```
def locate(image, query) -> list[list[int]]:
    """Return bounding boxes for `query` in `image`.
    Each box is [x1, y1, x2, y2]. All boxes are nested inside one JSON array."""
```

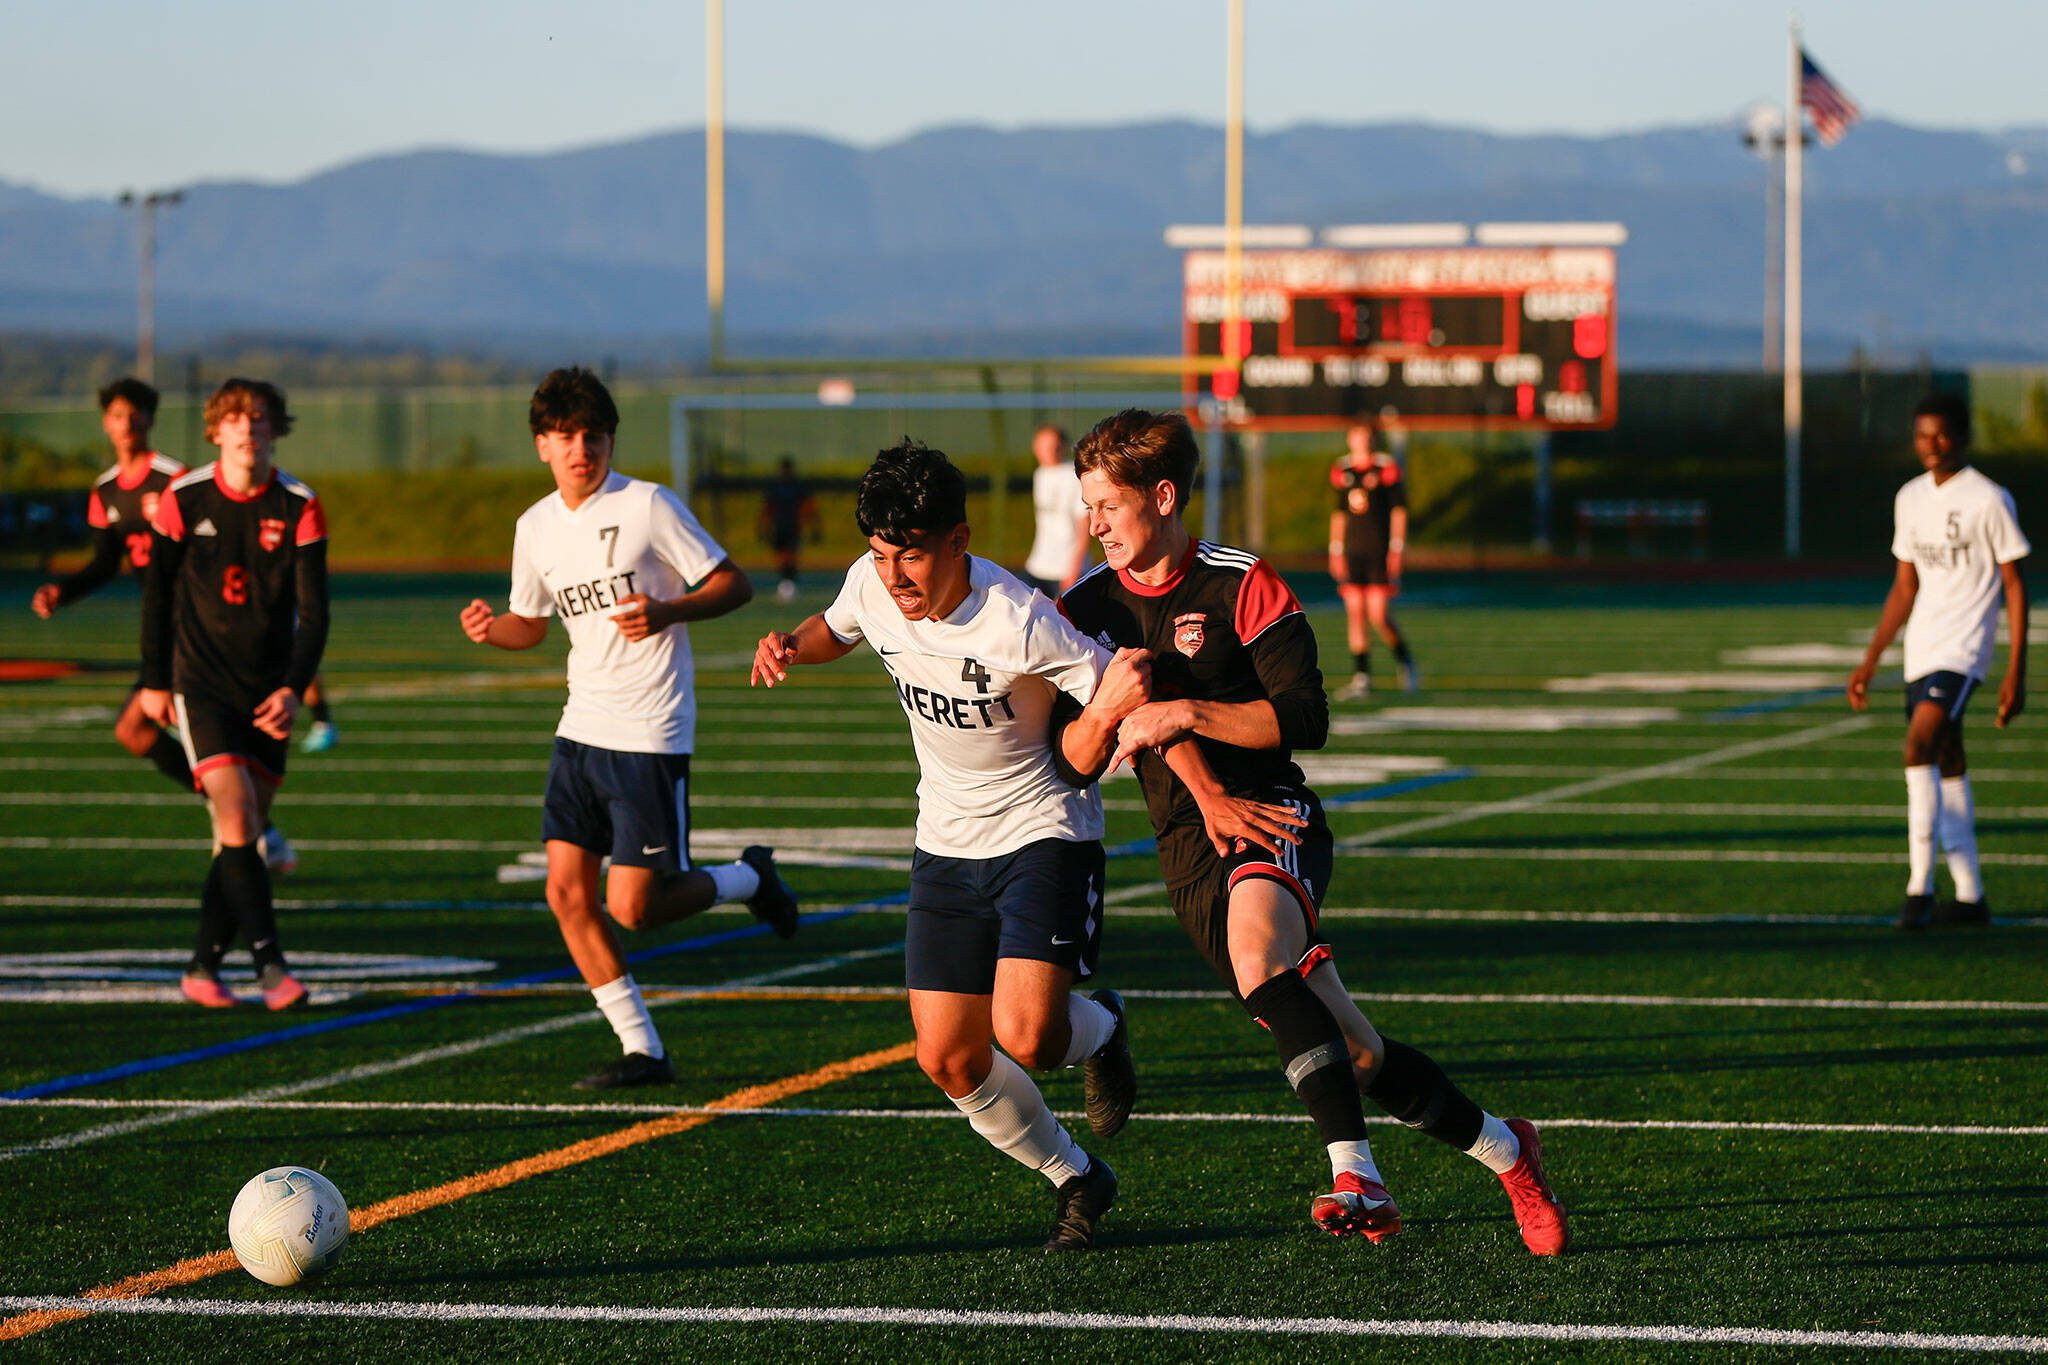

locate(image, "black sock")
[[1392, 640, 1413, 666], [1363, 1036, 1484, 1150], [145, 733, 193, 791], [308, 695, 332, 724], [1244, 971, 1365, 1144], [215, 843, 286, 973], [1352, 652, 1369, 676], [188, 861, 237, 974]]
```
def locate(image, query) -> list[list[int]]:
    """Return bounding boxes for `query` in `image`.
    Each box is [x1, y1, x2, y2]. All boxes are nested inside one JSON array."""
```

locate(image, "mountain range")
[[3, 118, 2045, 367]]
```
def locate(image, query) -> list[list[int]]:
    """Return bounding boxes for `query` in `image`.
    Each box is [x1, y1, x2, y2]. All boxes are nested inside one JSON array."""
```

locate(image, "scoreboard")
[[1182, 247, 1617, 431]]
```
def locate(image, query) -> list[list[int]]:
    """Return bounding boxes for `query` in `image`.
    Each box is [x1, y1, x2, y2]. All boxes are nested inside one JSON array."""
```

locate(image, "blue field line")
[[1, 902, 888, 1101], [1710, 687, 1843, 720], [1323, 767, 1474, 809]]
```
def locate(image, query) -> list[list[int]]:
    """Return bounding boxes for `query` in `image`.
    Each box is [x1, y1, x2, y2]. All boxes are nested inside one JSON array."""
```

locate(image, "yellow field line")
[[0, 1040, 917, 1342]]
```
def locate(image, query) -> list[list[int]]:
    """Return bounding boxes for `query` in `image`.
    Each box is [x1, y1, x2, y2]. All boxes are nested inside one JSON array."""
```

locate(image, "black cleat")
[[1082, 988, 1135, 1140], [574, 1051, 674, 1091], [740, 845, 800, 939], [1043, 1156, 1117, 1253], [1896, 894, 1934, 932], [1933, 898, 1991, 928]]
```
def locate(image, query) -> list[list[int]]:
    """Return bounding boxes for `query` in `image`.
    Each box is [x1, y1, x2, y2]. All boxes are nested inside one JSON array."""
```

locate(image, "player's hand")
[[752, 631, 799, 687], [608, 593, 670, 642], [1846, 664, 1874, 712], [1106, 700, 1191, 773], [460, 598, 496, 644], [30, 584, 59, 619], [1386, 551, 1403, 587], [1328, 554, 1348, 585], [137, 687, 175, 728], [1997, 675, 2026, 728], [252, 688, 300, 740], [1195, 792, 1309, 858], [1092, 647, 1152, 720]]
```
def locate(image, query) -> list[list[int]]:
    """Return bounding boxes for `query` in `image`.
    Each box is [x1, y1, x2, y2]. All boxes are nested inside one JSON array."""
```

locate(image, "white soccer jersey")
[[509, 471, 728, 754], [824, 553, 1109, 858], [1891, 466, 2030, 682], [1024, 462, 1087, 583]]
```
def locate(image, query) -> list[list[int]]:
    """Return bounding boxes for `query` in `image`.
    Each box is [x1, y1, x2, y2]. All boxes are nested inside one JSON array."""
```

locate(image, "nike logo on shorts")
[[642, 845, 667, 856], [1050, 935, 1076, 946]]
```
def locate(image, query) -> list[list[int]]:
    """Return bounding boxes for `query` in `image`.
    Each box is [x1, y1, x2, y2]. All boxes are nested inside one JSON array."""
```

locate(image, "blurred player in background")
[[1328, 422, 1418, 700], [758, 456, 818, 603], [139, 379, 327, 1010], [1063, 408, 1567, 1255], [1849, 393, 2029, 930], [34, 377, 300, 875], [751, 439, 1141, 1251], [1022, 423, 1088, 599], [462, 366, 798, 1090], [299, 676, 339, 751]]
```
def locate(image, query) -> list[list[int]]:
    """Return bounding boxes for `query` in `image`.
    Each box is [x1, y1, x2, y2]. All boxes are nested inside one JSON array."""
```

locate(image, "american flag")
[[1800, 50, 1861, 147]]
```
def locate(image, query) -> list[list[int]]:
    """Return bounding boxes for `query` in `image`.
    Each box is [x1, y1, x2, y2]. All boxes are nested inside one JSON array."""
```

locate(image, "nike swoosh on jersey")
[[878, 646, 902, 655]]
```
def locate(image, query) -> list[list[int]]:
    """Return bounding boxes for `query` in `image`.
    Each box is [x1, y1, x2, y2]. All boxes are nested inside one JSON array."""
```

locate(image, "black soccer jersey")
[[49, 453, 185, 606], [1331, 454, 1404, 558], [1060, 540, 1329, 888], [140, 463, 330, 707]]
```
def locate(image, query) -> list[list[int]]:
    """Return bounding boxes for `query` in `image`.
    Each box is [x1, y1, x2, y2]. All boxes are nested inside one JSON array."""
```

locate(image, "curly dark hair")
[[854, 439, 968, 545], [97, 376, 159, 418], [529, 366, 620, 437]]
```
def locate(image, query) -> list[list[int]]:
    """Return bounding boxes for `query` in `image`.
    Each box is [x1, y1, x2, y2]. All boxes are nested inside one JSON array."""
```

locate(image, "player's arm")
[[751, 612, 858, 686], [1327, 510, 1347, 583], [461, 601, 548, 650], [136, 525, 184, 728], [33, 524, 124, 617], [610, 558, 752, 642], [1156, 740, 1305, 856], [1053, 647, 1151, 783], [254, 539, 330, 739], [1388, 505, 1408, 584], [1848, 558, 1917, 712], [1997, 557, 2028, 727]]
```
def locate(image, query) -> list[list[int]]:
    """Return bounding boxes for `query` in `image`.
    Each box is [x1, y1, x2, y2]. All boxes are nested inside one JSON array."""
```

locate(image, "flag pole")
[[1783, 20, 1804, 558]]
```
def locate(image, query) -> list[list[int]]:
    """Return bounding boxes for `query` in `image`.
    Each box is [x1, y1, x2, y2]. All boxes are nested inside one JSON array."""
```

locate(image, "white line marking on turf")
[[0, 757, 920, 775], [0, 1297, 2037, 1353], [0, 936, 903, 1162], [3, 1098, 2043, 1140], [1366, 847, 2048, 867]]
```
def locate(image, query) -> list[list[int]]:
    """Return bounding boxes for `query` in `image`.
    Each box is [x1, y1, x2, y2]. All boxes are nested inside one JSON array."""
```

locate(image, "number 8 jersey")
[[824, 554, 1109, 858]]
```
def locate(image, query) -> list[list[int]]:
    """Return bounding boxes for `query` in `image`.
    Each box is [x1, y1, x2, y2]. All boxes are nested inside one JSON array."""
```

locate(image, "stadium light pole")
[[119, 188, 182, 384], [1743, 105, 1788, 372], [1206, 0, 1245, 545], [1782, 23, 1806, 558]]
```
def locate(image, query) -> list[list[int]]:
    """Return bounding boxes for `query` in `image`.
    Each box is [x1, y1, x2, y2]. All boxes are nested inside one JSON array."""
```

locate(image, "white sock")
[[1904, 765, 1940, 896], [950, 1050, 1088, 1186], [706, 860, 761, 904], [591, 975, 663, 1059], [1057, 994, 1118, 1068], [1326, 1137, 1384, 1185], [1465, 1112, 1522, 1174], [1939, 775, 1983, 902]]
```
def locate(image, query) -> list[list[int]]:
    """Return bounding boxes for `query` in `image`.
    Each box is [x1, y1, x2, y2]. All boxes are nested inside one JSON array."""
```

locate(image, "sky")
[[8, 0, 2045, 199]]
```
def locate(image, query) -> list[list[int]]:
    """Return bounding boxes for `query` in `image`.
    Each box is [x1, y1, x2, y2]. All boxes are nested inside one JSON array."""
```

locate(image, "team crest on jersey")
[[258, 517, 287, 552], [1173, 611, 1208, 657]]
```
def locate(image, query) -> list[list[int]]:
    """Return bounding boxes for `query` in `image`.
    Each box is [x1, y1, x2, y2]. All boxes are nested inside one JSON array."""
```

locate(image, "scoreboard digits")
[[1183, 248, 1617, 430]]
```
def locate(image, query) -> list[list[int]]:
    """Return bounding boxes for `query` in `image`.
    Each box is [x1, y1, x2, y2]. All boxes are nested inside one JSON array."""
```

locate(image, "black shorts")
[[904, 837, 1106, 994], [541, 737, 693, 874], [173, 690, 288, 789], [1342, 552, 1391, 587], [1904, 670, 1978, 724], [1166, 787, 1335, 997]]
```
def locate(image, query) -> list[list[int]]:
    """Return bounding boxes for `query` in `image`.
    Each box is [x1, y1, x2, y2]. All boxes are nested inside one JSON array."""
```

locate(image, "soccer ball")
[[226, 1166, 349, 1286]]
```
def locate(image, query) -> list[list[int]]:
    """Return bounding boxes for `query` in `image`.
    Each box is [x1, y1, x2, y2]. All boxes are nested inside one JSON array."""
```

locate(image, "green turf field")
[[2, 570, 2043, 1360]]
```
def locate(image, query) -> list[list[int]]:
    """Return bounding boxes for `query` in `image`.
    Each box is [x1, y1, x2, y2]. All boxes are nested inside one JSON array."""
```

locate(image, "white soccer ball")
[[227, 1166, 349, 1286]]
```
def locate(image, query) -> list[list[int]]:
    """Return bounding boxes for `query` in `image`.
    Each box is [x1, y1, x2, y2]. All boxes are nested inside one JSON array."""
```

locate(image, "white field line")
[[1366, 847, 2048, 867], [0, 729, 915, 748], [1324, 800, 2048, 820], [0, 939, 903, 1163], [0, 833, 921, 860], [0, 1297, 2037, 1353], [0, 757, 917, 775], [3, 1098, 2044, 1141], [0, 790, 932, 811]]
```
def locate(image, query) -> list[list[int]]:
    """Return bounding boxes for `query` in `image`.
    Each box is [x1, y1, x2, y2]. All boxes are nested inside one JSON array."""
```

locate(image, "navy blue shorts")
[[1904, 670, 1979, 724], [541, 737, 692, 873], [1167, 787, 1336, 998], [904, 838, 1106, 995]]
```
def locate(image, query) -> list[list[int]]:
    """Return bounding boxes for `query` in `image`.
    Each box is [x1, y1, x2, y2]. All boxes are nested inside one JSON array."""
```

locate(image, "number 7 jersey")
[[824, 554, 1109, 858]]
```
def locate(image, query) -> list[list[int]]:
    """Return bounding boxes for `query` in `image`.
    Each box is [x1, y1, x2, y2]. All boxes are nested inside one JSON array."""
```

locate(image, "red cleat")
[[1498, 1118, 1570, 1255], [261, 971, 308, 1012], [1310, 1171, 1403, 1242], [180, 973, 240, 1009]]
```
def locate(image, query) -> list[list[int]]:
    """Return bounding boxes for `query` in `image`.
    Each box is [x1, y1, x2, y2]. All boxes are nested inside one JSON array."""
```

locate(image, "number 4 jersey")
[[142, 462, 329, 707], [824, 554, 1109, 858]]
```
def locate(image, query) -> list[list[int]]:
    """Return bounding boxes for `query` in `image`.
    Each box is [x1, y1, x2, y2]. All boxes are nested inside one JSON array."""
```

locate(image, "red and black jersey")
[[49, 453, 185, 606], [1331, 454, 1404, 558], [1060, 539, 1329, 888], [140, 462, 330, 707]]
